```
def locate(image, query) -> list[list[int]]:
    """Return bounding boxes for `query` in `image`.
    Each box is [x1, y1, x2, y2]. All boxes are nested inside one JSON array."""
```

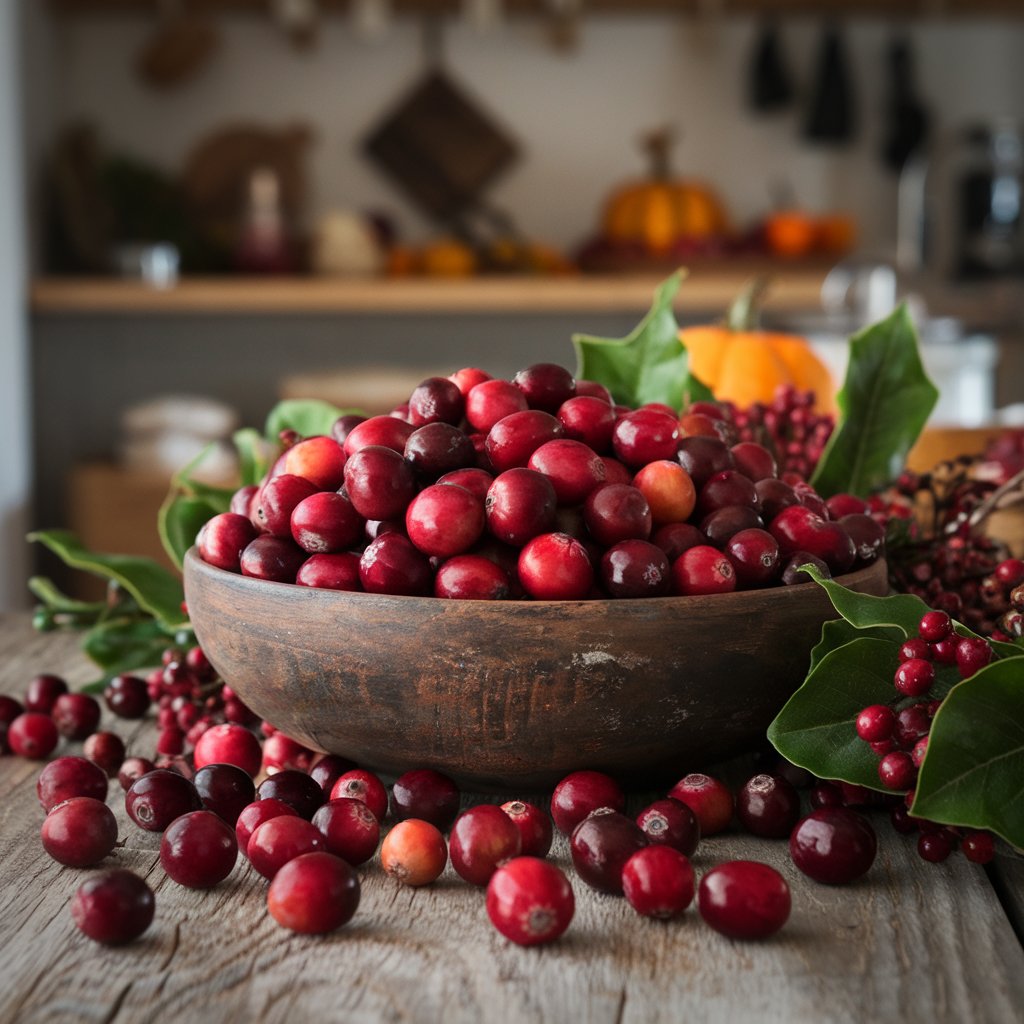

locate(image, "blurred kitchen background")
[[2, 0, 1024, 608]]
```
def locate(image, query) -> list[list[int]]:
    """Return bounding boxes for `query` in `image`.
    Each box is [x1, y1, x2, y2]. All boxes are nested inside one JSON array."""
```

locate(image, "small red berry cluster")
[[853, 608, 998, 866]]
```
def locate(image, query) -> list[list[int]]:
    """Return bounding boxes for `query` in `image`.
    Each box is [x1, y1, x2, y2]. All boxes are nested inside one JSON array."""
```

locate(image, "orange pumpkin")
[[602, 129, 729, 253], [420, 238, 477, 277], [679, 280, 836, 415]]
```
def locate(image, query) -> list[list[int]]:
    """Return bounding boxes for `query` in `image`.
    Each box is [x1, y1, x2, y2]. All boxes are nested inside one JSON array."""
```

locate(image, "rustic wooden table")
[[1, 614, 1023, 1024]]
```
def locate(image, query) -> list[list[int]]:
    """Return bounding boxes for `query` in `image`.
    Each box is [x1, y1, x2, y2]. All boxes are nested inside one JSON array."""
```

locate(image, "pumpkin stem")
[[725, 277, 772, 332], [642, 126, 676, 181]]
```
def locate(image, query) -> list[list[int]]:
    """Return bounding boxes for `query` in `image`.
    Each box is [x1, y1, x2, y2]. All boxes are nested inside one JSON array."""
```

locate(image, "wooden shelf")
[[29, 269, 829, 316]]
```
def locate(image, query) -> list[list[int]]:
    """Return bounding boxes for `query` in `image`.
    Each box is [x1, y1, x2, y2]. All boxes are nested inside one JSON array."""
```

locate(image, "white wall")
[[46, 12, 1024, 254], [0, 0, 31, 609]]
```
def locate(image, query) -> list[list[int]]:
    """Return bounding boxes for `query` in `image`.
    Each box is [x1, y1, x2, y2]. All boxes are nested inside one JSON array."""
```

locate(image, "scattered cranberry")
[[736, 774, 801, 839], [160, 810, 238, 888], [894, 658, 935, 697], [8, 712, 59, 760], [50, 693, 101, 740], [83, 731, 126, 777], [449, 804, 522, 886], [71, 869, 155, 945], [118, 757, 157, 792], [697, 861, 791, 939], [380, 818, 448, 886], [790, 807, 877, 884], [668, 773, 734, 836], [125, 769, 202, 833], [235, 798, 299, 859], [193, 723, 262, 778], [248, 814, 326, 880], [501, 800, 554, 858], [24, 673, 68, 713], [267, 852, 360, 934], [570, 808, 648, 895], [391, 769, 460, 832], [0, 694, 24, 726], [486, 857, 574, 946], [312, 798, 381, 866], [41, 796, 118, 867], [917, 831, 953, 863], [635, 797, 700, 856], [855, 705, 896, 743], [918, 610, 952, 642], [194, 762, 256, 826], [37, 755, 108, 811], [878, 751, 917, 791], [550, 770, 625, 836], [622, 845, 694, 919], [308, 754, 358, 793], [258, 769, 324, 820], [103, 674, 150, 719], [955, 636, 993, 679], [330, 769, 388, 822], [962, 831, 996, 864]]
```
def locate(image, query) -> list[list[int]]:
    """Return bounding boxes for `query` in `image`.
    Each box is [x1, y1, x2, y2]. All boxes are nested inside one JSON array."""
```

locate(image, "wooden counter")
[[1, 615, 1023, 1023]]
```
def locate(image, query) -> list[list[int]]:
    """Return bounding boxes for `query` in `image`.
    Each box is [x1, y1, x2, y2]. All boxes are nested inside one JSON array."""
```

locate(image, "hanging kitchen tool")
[[880, 35, 929, 172], [748, 21, 793, 113], [803, 23, 856, 144], [361, 20, 519, 233], [136, 0, 220, 90]]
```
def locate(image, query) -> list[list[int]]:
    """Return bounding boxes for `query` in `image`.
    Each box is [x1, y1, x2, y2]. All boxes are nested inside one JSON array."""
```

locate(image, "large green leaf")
[[29, 530, 187, 629], [27, 576, 107, 617], [808, 617, 903, 673], [572, 270, 714, 412], [811, 304, 938, 498], [265, 399, 353, 443], [233, 427, 270, 487], [82, 616, 176, 674], [767, 636, 900, 790], [912, 657, 1024, 848]]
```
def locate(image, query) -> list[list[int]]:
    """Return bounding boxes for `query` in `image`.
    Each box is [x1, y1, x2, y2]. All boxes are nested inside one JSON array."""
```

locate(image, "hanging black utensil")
[[803, 24, 856, 144], [748, 21, 793, 113], [880, 35, 929, 172]]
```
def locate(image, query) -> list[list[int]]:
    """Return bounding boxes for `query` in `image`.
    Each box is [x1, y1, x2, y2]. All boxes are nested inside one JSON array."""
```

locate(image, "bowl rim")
[[183, 546, 887, 615]]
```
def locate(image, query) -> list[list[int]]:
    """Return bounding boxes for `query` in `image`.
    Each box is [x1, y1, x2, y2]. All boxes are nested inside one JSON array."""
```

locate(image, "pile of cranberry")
[[6, 648, 902, 948], [197, 364, 881, 600]]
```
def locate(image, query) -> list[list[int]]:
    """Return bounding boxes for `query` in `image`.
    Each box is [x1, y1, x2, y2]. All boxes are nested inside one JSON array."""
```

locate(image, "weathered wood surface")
[[1, 613, 1022, 1024]]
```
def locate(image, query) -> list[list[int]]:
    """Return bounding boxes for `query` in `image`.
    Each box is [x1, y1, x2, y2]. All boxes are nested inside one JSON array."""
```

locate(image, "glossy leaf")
[[82, 616, 175, 674], [572, 270, 714, 412], [233, 427, 270, 487], [811, 304, 938, 498], [808, 616, 902, 672], [264, 399, 353, 444], [912, 657, 1024, 848], [28, 530, 187, 629], [159, 495, 223, 571], [27, 576, 106, 617]]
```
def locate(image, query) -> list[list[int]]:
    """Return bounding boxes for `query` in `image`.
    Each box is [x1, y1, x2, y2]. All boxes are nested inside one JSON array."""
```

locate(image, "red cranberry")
[[781, 551, 831, 586], [501, 800, 554, 858], [894, 703, 932, 748], [330, 769, 389, 822], [405, 422, 476, 479], [71, 870, 154, 945], [856, 705, 896, 743], [651, 521, 704, 561], [551, 770, 625, 835], [790, 807, 877, 884], [955, 636, 993, 678], [258, 769, 325, 820], [698, 470, 760, 518], [267, 852, 360, 934], [0, 695, 23, 726], [308, 754, 358, 793], [240, 534, 308, 584], [296, 552, 362, 590], [676, 436, 735, 488], [235, 798, 299, 859], [600, 539, 671, 598], [406, 483, 485, 558], [197, 512, 259, 571], [725, 528, 780, 586], [557, 395, 615, 452], [570, 808, 648, 895], [731, 442, 777, 482], [41, 796, 118, 867], [583, 483, 652, 546], [518, 532, 594, 600], [528, 439, 606, 506], [930, 636, 958, 664], [671, 545, 736, 595], [894, 658, 935, 697], [194, 762, 256, 826], [450, 804, 522, 886], [513, 363, 576, 412], [612, 408, 680, 468], [50, 693, 101, 741], [466, 379, 529, 433], [282, 435, 347, 490], [770, 505, 856, 575], [878, 751, 917, 791], [118, 757, 157, 792], [255, 474, 319, 537], [409, 376, 464, 426], [736, 774, 801, 839], [391, 769, 460, 831], [622, 845, 694, 919], [668, 773, 734, 836], [484, 468, 557, 547], [248, 814, 327, 879], [575, 379, 613, 403], [312, 797, 381, 865], [962, 831, 995, 864], [898, 638, 932, 662], [434, 554, 510, 600], [25, 674, 68, 713], [261, 732, 314, 775], [840, 513, 885, 563], [485, 410, 565, 472], [290, 491, 363, 554], [380, 818, 448, 886], [193, 723, 262, 777], [343, 445, 416, 521], [437, 467, 494, 501], [37, 755, 108, 811], [918, 831, 953, 863], [636, 797, 700, 856], [698, 861, 791, 939], [7, 712, 59, 760], [125, 769, 202, 832], [160, 810, 238, 888], [486, 857, 574, 945], [918, 610, 952, 642], [83, 731, 126, 777], [359, 533, 432, 596]]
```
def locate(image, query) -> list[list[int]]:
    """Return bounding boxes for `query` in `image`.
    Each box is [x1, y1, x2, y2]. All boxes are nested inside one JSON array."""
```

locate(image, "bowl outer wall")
[[183, 549, 889, 792]]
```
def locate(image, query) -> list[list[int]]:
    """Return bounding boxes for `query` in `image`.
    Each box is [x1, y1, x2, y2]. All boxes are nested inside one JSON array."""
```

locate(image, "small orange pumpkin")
[[679, 280, 836, 414], [602, 129, 729, 253]]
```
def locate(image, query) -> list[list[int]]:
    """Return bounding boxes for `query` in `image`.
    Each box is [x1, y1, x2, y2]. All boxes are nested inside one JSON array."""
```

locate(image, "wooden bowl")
[[184, 549, 888, 792]]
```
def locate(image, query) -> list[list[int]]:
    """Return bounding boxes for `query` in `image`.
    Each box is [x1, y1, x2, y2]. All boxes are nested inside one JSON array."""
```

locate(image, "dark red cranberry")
[[918, 610, 952, 642], [193, 722, 262, 777], [600, 539, 671, 598], [731, 441, 777, 482], [391, 769, 460, 831], [311, 797, 381, 866], [449, 804, 523, 886], [405, 422, 476, 479], [513, 363, 576, 413], [894, 703, 932, 748], [118, 757, 157, 792], [258, 769, 324, 820], [551, 770, 625, 835], [235, 798, 299, 859], [125, 769, 202, 832], [37, 755, 108, 811], [557, 395, 615, 452], [83, 731, 126, 777], [290, 492, 363, 554], [894, 658, 935, 697], [248, 814, 327, 879], [308, 754, 358, 794], [358, 533, 433, 596], [725, 528, 780, 585], [770, 505, 856, 575], [700, 505, 764, 548], [698, 860, 791, 939], [671, 546, 736, 595], [41, 796, 118, 867], [486, 857, 574, 946], [840, 513, 885, 563], [0, 694, 23, 726], [676, 436, 735, 488], [255, 474, 319, 537], [781, 551, 831, 586], [570, 808, 648, 895], [71, 870, 154, 945], [878, 751, 917, 791], [239, 535, 306, 583], [194, 762, 256, 826], [160, 810, 238, 888], [754, 477, 800, 520], [855, 705, 896, 743], [736, 774, 801, 839], [484, 468, 557, 547], [962, 831, 995, 864], [668, 774, 734, 835], [409, 376, 464, 427], [651, 521, 704, 561], [956, 636, 993, 679], [197, 512, 259, 571], [636, 797, 700, 856], [810, 781, 844, 808], [501, 801, 554, 858], [267, 852, 360, 934], [622, 845, 694, 919], [8, 712, 59, 760], [918, 831, 953, 863], [25, 674, 68, 713], [330, 769, 389, 822], [698, 470, 760, 517], [898, 638, 932, 662], [890, 804, 917, 834], [612, 408, 680, 468], [583, 483, 652, 546], [50, 692, 101, 741], [790, 807, 877, 884]]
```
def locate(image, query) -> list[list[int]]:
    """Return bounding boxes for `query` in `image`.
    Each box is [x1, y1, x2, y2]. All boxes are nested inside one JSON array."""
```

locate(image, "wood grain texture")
[[1, 614, 1023, 1024]]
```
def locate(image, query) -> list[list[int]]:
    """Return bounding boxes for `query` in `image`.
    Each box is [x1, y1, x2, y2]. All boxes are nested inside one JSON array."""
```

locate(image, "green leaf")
[[572, 270, 714, 412], [27, 576, 106, 617], [767, 637, 900, 790], [809, 617, 903, 672], [29, 530, 187, 629], [911, 657, 1024, 849], [265, 399, 353, 443], [159, 494, 223, 571], [811, 304, 939, 498], [233, 427, 270, 487], [82, 617, 176, 675]]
